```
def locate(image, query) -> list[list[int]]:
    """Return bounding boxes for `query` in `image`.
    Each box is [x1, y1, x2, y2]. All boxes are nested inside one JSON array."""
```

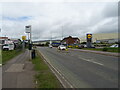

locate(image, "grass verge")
[[82, 47, 120, 53], [32, 51, 62, 88], [2, 49, 23, 64]]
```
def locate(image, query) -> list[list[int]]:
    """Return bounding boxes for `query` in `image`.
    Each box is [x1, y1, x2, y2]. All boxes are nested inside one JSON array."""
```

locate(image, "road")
[[37, 47, 118, 88]]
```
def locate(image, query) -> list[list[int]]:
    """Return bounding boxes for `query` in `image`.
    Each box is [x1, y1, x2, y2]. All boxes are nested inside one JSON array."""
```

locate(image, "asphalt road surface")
[[37, 47, 118, 88]]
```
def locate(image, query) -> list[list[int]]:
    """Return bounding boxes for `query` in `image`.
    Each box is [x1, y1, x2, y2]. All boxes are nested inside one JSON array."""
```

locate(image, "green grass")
[[82, 47, 120, 53], [32, 52, 62, 88], [2, 49, 23, 64], [0, 50, 2, 64]]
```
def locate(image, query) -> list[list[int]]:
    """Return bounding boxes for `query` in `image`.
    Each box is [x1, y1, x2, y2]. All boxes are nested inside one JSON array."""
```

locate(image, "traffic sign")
[[22, 36, 26, 40], [25, 25, 31, 33]]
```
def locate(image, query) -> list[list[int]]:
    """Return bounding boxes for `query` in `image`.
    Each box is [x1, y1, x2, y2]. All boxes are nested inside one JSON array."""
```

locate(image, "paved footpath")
[[2, 50, 36, 88], [70, 48, 119, 57]]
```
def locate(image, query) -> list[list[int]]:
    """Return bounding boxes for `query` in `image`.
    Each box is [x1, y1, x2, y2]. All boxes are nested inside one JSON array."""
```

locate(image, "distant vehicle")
[[3, 43, 14, 50], [58, 45, 66, 50], [91, 45, 95, 48], [49, 44, 53, 48], [110, 44, 118, 48], [78, 45, 84, 49], [79, 44, 95, 48], [84, 44, 87, 48]]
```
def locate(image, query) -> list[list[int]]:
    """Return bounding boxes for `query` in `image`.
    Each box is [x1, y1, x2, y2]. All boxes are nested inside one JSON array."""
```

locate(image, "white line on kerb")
[[80, 57, 104, 66]]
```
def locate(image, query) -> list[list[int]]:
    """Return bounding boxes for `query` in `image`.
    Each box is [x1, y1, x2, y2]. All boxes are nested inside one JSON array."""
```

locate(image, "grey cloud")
[[103, 2, 118, 18], [2, 2, 118, 41]]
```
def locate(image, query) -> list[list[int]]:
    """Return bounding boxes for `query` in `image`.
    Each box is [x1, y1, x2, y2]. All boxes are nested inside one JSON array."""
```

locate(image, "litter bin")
[[29, 44, 32, 50], [31, 49, 36, 59]]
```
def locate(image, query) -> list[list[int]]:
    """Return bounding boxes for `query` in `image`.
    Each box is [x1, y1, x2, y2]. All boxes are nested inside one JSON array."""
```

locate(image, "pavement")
[[70, 48, 119, 57], [37, 47, 118, 88], [0, 67, 2, 90], [2, 50, 36, 88]]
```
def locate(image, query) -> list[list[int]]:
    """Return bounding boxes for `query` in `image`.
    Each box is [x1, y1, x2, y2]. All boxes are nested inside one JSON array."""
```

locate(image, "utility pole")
[[51, 31, 52, 44], [62, 25, 63, 40], [61, 25, 63, 45]]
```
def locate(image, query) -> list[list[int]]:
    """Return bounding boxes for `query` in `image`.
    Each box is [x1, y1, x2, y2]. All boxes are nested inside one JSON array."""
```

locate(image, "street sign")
[[22, 36, 26, 40], [25, 25, 31, 33]]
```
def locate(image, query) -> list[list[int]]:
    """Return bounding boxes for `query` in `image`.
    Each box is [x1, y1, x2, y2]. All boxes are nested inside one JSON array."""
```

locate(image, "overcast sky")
[[0, 1, 118, 41]]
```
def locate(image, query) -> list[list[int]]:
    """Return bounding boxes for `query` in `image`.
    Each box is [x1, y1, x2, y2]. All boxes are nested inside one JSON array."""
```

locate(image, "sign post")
[[86, 34, 92, 48], [25, 25, 32, 60], [22, 36, 26, 51]]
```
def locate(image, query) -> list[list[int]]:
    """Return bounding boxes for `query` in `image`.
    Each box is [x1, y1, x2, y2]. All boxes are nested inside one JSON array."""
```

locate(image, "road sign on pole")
[[25, 25, 31, 33], [22, 36, 26, 40], [22, 36, 26, 51], [25, 25, 32, 60]]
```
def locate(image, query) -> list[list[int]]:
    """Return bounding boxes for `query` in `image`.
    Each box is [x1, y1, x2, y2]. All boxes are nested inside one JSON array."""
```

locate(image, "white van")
[[3, 43, 14, 50]]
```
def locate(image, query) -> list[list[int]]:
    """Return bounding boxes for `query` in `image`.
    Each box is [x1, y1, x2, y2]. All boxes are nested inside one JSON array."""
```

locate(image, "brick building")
[[61, 36, 80, 45]]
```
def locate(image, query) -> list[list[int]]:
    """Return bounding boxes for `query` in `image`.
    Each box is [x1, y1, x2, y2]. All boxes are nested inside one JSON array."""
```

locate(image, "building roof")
[[62, 36, 79, 41], [0, 37, 8, 40]]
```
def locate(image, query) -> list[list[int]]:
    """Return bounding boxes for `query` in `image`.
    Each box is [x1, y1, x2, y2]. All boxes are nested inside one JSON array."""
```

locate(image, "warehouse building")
[[80, 33, 119, 44]]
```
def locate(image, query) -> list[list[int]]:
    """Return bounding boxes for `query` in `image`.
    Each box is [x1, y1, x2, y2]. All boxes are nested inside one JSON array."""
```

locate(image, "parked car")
[[49, 44, 53, 48], [58, 45, 66, 50], [3, 43, 14, 50], [110, 44, 118, 48], [91, 45, 95, 48], [78, 45, 84, 49], [83, 44, 87, 48]]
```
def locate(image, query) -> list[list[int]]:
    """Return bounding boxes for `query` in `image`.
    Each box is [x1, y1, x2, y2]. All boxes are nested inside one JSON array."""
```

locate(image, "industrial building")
[[80, 33, 119, 44]]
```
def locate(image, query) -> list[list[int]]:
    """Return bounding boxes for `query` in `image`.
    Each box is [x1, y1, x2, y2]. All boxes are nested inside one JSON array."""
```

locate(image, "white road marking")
[[79, 57, 104, 66]]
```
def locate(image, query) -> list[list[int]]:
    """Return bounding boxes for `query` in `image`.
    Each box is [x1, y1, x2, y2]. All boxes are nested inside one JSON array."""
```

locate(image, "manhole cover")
[[5, 64, 24, 72]]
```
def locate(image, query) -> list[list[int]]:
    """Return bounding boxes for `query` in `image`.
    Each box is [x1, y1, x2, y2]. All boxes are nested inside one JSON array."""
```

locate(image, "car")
[[58, 45, 66, 50], [110, 44, 118, 48], [91, 45, 95, 48], [3, 43, 14, 50], [83, 44, 87, 48], [78, 45, 84, 49], [49, 44, 53, 48]]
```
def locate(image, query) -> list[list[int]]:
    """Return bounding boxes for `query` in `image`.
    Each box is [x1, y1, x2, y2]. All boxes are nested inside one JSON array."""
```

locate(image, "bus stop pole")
[[30, 25, 32, 60]]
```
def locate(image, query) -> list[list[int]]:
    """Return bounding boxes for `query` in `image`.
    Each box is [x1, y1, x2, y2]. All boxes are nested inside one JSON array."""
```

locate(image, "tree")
[[45, 42, 49, 46], [81, 42, 86, 44]]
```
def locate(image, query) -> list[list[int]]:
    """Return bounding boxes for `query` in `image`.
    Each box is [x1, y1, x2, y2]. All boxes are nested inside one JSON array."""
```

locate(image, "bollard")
[[31, 49, 36, 59]]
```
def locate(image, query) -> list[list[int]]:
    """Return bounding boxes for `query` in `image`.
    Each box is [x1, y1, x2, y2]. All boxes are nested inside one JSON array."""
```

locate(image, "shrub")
[[102, 47, 108, 51]]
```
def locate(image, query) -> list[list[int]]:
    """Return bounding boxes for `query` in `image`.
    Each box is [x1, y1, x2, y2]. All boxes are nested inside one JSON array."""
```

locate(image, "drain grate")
[[5, 64, 24, 72]]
